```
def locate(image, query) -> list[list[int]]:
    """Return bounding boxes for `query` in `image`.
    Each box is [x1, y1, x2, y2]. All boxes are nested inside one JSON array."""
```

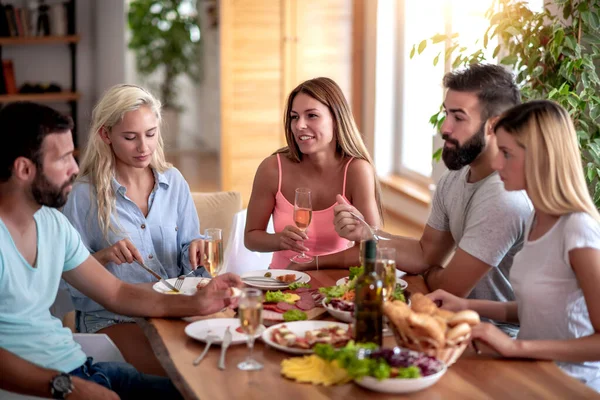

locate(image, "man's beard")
[[441, 122, 486, 170], [31, 172, 76, 208]]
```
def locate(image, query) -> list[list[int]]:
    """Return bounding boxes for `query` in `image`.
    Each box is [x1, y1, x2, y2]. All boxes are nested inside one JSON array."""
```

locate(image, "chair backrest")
[[73, 333, 126, 363], [191, 191, 242, 249], [221, 208, 274, 275]]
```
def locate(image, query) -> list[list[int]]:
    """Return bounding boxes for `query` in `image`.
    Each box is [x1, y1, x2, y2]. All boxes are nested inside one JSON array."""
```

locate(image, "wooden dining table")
[[137, 269, 599, 399]]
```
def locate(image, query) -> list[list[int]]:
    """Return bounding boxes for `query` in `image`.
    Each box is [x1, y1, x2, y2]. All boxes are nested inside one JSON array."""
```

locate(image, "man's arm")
[[0, 348, 117, 399], [63, 255, 241, 318], [424, 248, 493, 297]]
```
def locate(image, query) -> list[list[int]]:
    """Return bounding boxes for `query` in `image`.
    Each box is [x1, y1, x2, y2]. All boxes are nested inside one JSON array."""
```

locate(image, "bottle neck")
[[363, 257, 376, 273]]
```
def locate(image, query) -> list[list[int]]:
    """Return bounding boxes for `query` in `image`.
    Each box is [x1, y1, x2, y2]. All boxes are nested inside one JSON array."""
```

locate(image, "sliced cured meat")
[[262, 310, 284, 321], [277, 302, 296, 311], [263, 304, 285, 313], [296, 299, 315, 311]]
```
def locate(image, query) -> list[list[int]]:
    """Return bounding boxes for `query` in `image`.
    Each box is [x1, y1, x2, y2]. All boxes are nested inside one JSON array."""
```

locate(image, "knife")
[[133, 260, 180, 292], [218, 326, 232, 370]]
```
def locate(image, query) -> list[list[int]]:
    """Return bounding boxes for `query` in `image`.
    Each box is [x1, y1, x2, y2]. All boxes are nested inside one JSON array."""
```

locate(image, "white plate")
[[322, 298, 353, 323], [261, 320, 349, 355], [241, 270, 311, 290], [152, 277, 211, 295], [184, 318, 264, 346], [336, 273, 408, 290], [354, 362, 447, 394]]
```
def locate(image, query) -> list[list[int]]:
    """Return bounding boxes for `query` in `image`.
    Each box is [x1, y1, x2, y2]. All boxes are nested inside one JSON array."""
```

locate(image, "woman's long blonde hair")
[[494, 100, 600, 221], [78, 84, 172, 239], [275, 77, 384, 220]]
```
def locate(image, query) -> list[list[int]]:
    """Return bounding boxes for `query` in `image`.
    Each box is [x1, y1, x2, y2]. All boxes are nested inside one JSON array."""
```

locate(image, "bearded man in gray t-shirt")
[[332, 64, 533, 335]]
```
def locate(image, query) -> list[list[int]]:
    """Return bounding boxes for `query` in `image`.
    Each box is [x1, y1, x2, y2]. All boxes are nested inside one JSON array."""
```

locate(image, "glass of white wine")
[[290, 187, 314, 263], [204, 228, 223, 277], [376, 247, 397, 301], [238, 288, 264, 371]]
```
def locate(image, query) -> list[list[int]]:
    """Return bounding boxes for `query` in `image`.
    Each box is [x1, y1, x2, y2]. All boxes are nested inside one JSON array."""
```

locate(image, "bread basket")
[[387, 322, 469, 366]]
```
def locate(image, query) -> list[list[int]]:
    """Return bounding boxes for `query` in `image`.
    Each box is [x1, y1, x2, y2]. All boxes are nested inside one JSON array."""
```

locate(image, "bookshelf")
[[0, 0, 79, 147]]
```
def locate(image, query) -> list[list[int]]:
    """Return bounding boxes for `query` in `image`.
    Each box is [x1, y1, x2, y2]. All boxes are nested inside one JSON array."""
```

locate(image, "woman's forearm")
[[515, 334, 600, 363], [467, 299, 519, 323], [244, 231, 282, 253]]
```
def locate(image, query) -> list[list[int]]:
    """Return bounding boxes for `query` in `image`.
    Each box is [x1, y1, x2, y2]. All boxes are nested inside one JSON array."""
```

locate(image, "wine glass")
[[238, 288, 264, 371], [290, 188, 314, 263], [204, 228, 223, 277]]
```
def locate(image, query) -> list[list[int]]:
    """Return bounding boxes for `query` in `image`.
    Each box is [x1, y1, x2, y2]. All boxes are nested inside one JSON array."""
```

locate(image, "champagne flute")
[[238, 288, 264, 371], [290, 188, 314, 263], [376, 247, 397, 301], [204, 228, 223, 277]]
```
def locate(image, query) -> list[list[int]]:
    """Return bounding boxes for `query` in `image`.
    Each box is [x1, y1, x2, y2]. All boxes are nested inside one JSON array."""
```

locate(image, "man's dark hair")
[[443, 63, 521, 122], [0, 102, 73, 182]]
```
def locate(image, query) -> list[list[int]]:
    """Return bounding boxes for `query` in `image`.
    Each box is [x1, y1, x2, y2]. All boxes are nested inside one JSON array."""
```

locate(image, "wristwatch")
[[50, 372, 73, 399]]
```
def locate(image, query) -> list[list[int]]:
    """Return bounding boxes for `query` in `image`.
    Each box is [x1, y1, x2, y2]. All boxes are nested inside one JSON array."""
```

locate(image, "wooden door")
[[220, 0, 286, 204]]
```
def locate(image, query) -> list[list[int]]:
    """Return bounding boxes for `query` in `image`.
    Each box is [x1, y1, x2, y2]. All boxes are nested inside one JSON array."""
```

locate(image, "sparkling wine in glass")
[[376, 247, 397, 301], [204, 228, 224, 277], [291, 188, 314, 263], [238, 288, 264, 371]]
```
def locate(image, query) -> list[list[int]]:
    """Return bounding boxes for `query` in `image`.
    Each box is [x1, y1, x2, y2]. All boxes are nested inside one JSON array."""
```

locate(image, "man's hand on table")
[[194, 273, 243, 315]]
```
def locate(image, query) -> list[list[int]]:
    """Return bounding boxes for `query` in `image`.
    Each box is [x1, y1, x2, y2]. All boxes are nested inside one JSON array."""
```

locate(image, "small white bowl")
[[322, 298, 354, 323], [354, 363, 447, 393]]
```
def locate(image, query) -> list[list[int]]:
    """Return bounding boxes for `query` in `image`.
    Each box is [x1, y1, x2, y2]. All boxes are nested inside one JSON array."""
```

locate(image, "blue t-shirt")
[[0, 207, 90, 372]]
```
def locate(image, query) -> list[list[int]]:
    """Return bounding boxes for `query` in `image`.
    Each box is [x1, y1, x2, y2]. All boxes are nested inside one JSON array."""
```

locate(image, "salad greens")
[[348, 266, 364, 280], [314, 341, 423, 381], [282, 309, 307, 322], [288, 282, 310, 290], [264, 290, 297, 304]]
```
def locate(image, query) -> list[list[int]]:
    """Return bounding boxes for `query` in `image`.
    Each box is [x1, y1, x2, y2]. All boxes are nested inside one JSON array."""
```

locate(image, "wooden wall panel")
[[220, 0, 285, 204]]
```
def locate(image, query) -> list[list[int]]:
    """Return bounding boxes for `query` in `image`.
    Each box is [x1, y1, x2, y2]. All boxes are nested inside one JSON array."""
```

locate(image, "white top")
[[511, 212, 600, 391]]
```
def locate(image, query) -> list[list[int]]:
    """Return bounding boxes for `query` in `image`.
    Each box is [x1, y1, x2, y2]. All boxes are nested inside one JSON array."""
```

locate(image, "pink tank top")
[[270, 154, 353, 269]]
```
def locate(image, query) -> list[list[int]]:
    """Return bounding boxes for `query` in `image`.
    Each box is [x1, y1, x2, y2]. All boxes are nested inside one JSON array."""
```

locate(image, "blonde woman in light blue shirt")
[[62, 84, 207, 375]]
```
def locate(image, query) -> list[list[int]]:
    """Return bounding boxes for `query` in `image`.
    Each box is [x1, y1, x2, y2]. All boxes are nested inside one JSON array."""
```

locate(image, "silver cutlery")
[[218, 327, 232, 370], [193, 332, 219, 366], [174, 270, 196, 291], [133, 260, 180, 292], [347, 211, 388, 241], [241, 276, 302, 284]]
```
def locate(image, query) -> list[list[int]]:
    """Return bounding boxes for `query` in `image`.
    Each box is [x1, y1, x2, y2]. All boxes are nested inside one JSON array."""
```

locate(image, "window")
[[374, 0, 544, 183]]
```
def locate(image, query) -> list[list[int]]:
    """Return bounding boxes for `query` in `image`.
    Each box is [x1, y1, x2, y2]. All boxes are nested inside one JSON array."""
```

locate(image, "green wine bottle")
[[353, 239, 384, 346]]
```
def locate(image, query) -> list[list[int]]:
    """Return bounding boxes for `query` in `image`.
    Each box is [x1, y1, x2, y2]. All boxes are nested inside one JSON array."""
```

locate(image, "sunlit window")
[[375, 0, 543, 181]]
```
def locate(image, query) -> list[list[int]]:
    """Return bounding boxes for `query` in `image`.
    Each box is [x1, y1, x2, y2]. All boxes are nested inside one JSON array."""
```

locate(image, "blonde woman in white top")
[[428, 100, 600, 391]]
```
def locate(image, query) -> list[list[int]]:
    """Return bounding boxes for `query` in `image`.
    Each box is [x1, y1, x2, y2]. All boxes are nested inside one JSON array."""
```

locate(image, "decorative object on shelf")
[[36, 0, 50, 36], [128, 0, 203, 149], [19, 82, 62, 94], [413, 0, 600, 207]]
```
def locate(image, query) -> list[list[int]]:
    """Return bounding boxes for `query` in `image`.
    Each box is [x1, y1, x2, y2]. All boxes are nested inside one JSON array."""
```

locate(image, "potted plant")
[[128, 0, 203, 149], [413, 0, 600, 206]]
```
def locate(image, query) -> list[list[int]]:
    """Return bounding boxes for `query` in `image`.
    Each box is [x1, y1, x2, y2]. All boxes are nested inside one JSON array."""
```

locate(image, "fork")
[[174, 270, 196, 291], [348, 211, 388, 241], [193, 332, 220, 366]]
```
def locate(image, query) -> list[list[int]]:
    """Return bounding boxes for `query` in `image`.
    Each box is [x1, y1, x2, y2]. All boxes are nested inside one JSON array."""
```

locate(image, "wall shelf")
[[0, 35, 80, 45], [0, 92, 80, 102]]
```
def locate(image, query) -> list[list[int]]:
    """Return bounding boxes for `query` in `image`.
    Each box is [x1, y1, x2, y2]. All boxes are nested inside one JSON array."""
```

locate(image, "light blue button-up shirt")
[[62, 168, 207, 316]]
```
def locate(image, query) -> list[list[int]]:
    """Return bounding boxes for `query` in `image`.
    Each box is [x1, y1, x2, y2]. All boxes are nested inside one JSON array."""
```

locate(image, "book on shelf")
[[3, 59, 16, 94], [0, 2, 68, 37]]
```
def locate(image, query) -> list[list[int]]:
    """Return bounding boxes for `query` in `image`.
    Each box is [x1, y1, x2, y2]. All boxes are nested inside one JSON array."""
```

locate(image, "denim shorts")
[[70, 357, 182, 399], [76, 310, 135, 333]]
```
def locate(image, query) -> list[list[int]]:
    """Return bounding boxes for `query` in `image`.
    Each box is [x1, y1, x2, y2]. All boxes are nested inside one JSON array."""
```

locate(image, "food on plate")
[[271, 324, 352, 350], [283, 309, 308, 322], [314, 341, 445, 381], [288, 282, 310, 290], [280, 355, 350, 385], [276, 274, 297, 283], [264, 272, 273, 278], [264, 290, 301, 304], [329, 298, 354, 313], [383, 295, 480, 349], [165, 290, 181, 295]]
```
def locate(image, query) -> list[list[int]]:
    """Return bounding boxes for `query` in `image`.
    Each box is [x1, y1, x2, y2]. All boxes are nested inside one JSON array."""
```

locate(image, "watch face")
[[54, 375, 71, 391]]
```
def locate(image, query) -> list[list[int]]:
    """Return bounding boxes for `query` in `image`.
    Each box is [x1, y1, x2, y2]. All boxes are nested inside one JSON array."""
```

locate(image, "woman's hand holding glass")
[[278, 225, 309, 253]]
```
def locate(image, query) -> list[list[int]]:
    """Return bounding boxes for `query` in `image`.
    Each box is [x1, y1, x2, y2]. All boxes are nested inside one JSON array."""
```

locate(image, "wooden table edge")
[[136, 317, 199, 400]]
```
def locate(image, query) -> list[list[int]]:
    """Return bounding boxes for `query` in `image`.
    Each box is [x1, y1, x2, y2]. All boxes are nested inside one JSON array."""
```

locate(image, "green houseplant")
[[128, 0, 202, 148], [412, 0, 600, 206]]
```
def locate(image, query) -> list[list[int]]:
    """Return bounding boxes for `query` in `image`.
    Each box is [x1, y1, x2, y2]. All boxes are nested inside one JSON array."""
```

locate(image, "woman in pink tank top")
[[244, 77, 383, 270]]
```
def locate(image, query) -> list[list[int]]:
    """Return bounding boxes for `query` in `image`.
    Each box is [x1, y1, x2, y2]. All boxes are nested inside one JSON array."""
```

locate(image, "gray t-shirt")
[[427, 167, 532, 334]]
